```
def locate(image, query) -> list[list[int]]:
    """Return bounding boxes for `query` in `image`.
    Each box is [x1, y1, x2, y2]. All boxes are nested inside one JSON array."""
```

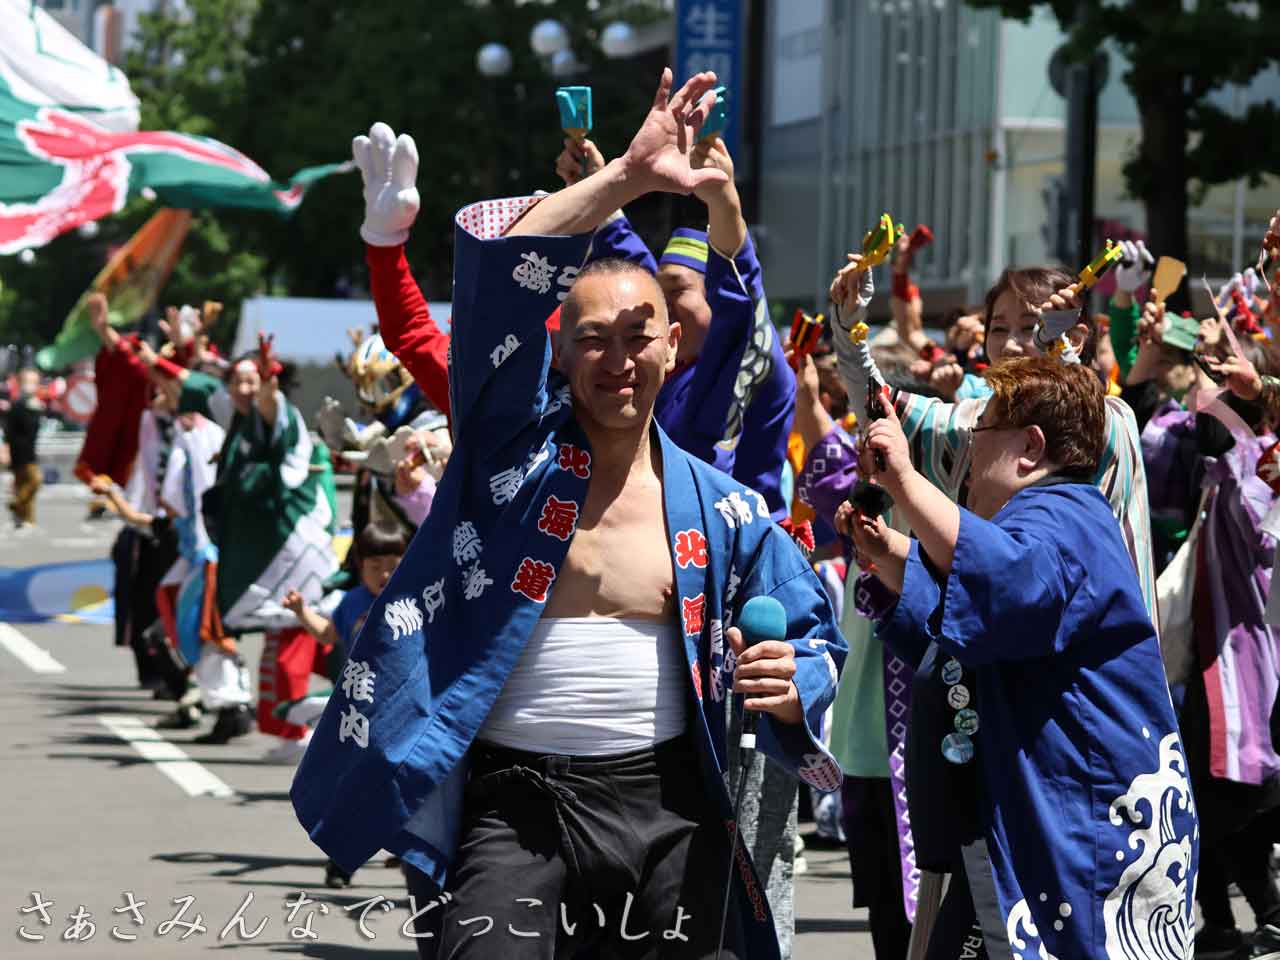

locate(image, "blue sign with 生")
[[674, 0, 742, 157]]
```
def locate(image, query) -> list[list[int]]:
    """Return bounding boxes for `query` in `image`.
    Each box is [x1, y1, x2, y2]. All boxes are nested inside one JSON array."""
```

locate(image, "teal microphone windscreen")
[[738, 595, 786, 646]]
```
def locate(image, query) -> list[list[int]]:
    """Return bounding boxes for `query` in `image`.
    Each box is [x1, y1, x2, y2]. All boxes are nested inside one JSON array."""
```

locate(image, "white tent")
[[0, 0, 140, 131], [233, 296, 452, 364]]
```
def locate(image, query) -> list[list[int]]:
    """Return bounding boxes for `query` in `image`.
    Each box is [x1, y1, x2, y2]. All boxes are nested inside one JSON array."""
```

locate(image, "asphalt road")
[[0, 486, 873, 959]]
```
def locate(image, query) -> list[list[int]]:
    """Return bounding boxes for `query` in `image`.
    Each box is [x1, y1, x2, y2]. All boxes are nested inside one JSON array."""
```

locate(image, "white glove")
[[829, 265, 880, 411], [1114, 239, 1153, 293], [366, 425, 417, 476], [352, 122, 420, 247], [1032, 309, 1082, 365], [314, 397, 346, 452], [1242, 267, 1261, 304], [1217, 273, 1242, 312], [343, 417, 387, 451]]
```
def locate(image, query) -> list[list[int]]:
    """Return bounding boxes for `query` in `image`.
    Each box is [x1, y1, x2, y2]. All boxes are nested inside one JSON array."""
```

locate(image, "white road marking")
[[51, 536, 113, 549], [97, 715, 237, 799], [0, 622, 67, 674]]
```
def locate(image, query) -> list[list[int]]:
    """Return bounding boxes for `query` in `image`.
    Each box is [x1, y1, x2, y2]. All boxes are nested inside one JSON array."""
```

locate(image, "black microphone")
[[717, 594, 788, 960]]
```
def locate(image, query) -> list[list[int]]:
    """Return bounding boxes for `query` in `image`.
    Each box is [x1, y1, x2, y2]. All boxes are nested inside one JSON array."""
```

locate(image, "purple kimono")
[[1143, 401, 1280, 784]]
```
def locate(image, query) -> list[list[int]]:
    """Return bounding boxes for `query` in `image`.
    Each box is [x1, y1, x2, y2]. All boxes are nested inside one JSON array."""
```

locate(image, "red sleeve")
[[366, 244, 451, 418], [153, 355, 185, 381], [114, 335, 154, 384], [77, 337, 151, 485]]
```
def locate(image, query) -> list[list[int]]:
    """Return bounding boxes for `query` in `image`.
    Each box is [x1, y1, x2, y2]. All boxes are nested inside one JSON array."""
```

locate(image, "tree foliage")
[[0, 0, 664, 351], [967, 0, 1280, 270]]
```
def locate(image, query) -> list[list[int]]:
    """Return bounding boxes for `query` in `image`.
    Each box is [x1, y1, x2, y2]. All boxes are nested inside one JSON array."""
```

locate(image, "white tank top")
[[478, 617, 691, 755]]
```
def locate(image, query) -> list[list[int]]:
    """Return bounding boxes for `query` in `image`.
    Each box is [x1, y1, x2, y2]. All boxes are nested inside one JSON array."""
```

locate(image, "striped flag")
[[0, 0, 350, 254]]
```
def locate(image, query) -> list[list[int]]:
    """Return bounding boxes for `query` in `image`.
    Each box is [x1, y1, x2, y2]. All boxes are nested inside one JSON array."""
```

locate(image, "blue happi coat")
[[589, 214, 795, 521], [878, 482, 1198, 960], [291, 197, 845, 954]]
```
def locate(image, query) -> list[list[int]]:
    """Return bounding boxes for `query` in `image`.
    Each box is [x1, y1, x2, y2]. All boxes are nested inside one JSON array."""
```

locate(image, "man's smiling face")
[[555, 267, 681, 432]]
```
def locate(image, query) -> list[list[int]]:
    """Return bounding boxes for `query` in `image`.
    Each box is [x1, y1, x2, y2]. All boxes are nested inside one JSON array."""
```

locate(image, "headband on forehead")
[[658, 228, 709, 274], [233, 358, 257, 375]]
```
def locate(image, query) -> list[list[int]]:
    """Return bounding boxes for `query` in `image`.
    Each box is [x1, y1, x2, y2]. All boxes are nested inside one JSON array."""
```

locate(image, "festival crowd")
[[8, 67, 1280, 960]]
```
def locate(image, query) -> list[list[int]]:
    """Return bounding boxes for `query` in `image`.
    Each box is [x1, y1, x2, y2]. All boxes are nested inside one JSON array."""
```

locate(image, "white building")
[[757, 0, 1280, 315], [33, 0, 170, 62]]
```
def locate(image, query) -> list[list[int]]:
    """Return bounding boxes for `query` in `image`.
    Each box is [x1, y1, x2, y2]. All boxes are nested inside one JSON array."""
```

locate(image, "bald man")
[[294, 70, 845, 960]]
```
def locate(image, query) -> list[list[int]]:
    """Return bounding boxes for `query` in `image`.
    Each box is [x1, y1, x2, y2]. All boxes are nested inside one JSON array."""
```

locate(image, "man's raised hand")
[[556, 137, 606, 187], [621, 69, 729, 196], [690, 135, 736, 205], [353, 123, 420, 247], [829, 254, 875, 316]]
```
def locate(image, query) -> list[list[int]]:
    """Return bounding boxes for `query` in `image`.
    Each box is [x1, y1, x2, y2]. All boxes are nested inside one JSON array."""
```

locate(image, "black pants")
[[842, 776, 911, 960], [111, 523, 177, 685], [924, 864, 989, 960], [414, 734, 746, 959], [1198, 803, 1280, 929]]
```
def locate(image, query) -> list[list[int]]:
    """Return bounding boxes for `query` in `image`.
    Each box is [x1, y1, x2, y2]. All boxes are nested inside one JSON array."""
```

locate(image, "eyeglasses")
[[972, 422, 1012, 433]]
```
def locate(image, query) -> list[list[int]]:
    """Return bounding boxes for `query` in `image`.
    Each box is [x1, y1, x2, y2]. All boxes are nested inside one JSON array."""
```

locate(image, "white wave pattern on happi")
[[1103, 732, 1196, 960], [1005, 898, 1059, 960]]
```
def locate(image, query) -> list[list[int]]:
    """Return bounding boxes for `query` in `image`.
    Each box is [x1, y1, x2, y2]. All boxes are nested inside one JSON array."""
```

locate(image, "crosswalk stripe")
[[97, 715, 237, 799], [0, 622, 67, 674]]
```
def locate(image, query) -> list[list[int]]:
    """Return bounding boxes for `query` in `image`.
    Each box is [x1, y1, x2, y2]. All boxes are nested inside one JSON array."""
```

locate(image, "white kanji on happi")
[[490, 333, 521, 368], [489, 466, 523, 506], [709, 618, 727, 702], [555, 265, 580, 302], [383, 597, 423, 641], [526, 443, 552, 478], [342, 660, 376, 703], [726, 567, 741, 604], [452, 521, 483, 565], [462, 561, 494, 600], [713, 491, 755, 528], [544, 384, 572, 416], [513, 251, 557, 295], [339, 704, 370, 749], [421, 577, 446, 624]]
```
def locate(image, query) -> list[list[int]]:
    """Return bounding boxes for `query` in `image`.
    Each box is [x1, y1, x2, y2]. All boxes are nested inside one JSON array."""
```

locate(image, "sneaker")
[[1251, 924, 1280, 960], [262, 731, 312, 765], [156, 704, 203, 730], [272, 692, 331, 727], [1195, 922, 1246, 960], [324, 860, 352, 889], [178, 686, 203, 709], [192, 704, 253, 744]]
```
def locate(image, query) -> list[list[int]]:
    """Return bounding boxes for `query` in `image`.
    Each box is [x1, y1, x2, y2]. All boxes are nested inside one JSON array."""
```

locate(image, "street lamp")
[[600, 21, 639, 59], [529, 19, 570, 58], [549, 48, 582, 78], [476, 42, 513, 78]]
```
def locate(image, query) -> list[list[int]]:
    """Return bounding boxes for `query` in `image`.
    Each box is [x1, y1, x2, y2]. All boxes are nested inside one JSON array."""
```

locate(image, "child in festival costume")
[[283, 521, 410, 889], [841, 356, 1197, 960]]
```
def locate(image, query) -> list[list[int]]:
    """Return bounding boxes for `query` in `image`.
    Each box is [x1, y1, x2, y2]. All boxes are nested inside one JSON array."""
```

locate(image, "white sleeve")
[[161, 444, 189, 517]]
